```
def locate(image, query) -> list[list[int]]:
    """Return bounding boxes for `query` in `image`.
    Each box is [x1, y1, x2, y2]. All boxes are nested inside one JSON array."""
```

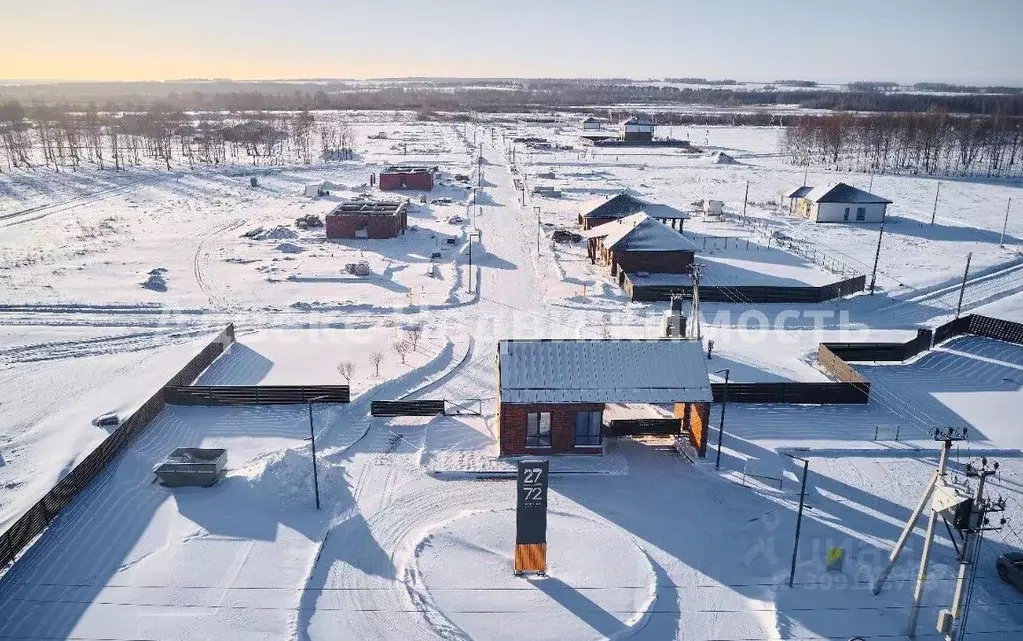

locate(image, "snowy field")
[[2, 114, 1022, 640]]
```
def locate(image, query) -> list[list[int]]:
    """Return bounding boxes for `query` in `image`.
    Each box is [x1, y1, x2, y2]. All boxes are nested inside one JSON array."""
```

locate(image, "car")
[[996, 552, 1023, 592]]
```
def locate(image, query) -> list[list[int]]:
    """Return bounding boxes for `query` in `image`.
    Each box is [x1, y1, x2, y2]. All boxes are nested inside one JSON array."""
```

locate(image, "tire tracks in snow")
[[193, 218, 247, 311]]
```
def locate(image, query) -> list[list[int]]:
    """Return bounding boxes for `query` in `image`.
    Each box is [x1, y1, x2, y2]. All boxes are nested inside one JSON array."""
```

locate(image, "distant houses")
[[379, 165, 436, 191], [582, 116, 602, 131], [577, 192, 689, 230], [785, 182, 891, 223]]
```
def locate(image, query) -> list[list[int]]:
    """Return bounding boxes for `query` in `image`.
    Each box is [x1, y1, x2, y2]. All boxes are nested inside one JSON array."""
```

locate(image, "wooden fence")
[[624, 274, 866, 304], [164, 385, 349, 405], [712, 381, 869, 404], [0, 324, 235, 570], [371, 400, 446, 417]]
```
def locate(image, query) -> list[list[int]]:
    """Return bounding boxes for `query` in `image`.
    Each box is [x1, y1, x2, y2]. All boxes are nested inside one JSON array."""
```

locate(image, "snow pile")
[[234, 447, 344, 507], [140, 267, 168, 292], [255, 225, 299, 241], [711, 151, 739, 164], [274, 242, 305, 254]]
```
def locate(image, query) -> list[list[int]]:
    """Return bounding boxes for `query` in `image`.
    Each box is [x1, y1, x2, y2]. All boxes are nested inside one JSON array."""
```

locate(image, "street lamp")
[[306, 394, 330, 510], [467, 229, 482, 295], [785, 453, 810, 588], [712, 368, 730, 470]]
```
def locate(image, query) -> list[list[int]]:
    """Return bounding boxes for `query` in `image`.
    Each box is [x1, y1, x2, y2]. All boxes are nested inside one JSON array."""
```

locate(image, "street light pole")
[[307, 395, 329, 510], [713, 368, 730, 470], [787, 455, 810, 588], [869, 223, 885, 295], [1000, 197, 1012, 247], [534, 206, 541, 254]]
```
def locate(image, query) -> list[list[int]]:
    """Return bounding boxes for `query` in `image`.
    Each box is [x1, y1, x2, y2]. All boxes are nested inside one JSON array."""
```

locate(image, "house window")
[[856, 207, 866, 221], [526, 412, 551, 447], [843, 207, 850, 221], [574, 411, 602, 447]]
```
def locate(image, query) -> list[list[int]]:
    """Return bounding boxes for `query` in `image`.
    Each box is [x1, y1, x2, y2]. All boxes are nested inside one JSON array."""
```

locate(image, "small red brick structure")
[[325, 200, 408, 239], [497, 339, 712, 457], [379, 165, 435, 191], [578, 192, 689, 230], [584, 212, 697, 278]]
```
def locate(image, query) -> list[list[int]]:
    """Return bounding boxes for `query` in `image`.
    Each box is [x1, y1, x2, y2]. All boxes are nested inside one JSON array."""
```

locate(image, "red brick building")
[[497, 339, 712, 457], [584, 212, 698, 278], [379, 165, 435, 191], [325, 200, 408, 239]]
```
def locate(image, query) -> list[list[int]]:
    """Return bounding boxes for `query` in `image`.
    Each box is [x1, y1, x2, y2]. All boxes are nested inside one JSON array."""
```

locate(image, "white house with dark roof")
[[620, 116, 655, 142], [789, 182, 892, 223], [582, 116, 602, 130], [577, 192, 688, 230]]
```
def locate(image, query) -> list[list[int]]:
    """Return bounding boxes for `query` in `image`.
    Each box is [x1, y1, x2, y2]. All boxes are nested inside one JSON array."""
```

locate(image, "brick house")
[[497, 339, 712, 457], [577, 192, 688, 230], [325, 200, 408, 239], [583, 212, 698, 279], [379, 165, 435, 191]]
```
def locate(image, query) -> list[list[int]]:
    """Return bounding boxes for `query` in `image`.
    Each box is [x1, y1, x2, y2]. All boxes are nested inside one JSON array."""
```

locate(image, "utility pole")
[[477, 142, 483, 190], [955, 252, 972, 318], [869, 223, 885, 295], [713, 368, 729, 470], [999, 197, 1012, 247], [802, 165, 808, 186], [306, 395, 330, 510], [786, 455, 810, 588], [931, 182, 941, 226], [467, 229, 481, 295], [874, 429, 964, 597], [534, 206, 542, 254], [690, 263, 703, 340], [941, 458, 1006, 641], [742, 181, 749, 220], [869, 172, 874, 192]]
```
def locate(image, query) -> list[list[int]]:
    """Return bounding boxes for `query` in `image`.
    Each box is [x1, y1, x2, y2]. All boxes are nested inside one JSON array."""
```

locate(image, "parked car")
[[997, 553, 1023, 592], [552, 229, 582, 243]]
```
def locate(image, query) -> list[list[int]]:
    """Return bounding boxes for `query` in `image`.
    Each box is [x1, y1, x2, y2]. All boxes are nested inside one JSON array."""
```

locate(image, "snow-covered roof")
[[584, 213, 699, 252], [582, 117, 601, 123], [498, 338, 712, 403], [784, 185, 813, 199], [621, 116, 654, 126], [579, 193, 688, 220], [804, 182, 892, 204]]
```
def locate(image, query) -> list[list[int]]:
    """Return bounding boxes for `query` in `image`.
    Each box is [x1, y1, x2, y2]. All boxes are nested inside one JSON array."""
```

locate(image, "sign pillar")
[[514, 459, 549, 575]]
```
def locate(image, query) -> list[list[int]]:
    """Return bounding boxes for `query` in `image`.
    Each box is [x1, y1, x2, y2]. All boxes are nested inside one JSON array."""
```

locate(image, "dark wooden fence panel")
[[626, 274, 865, 303], [822, 329, 932, 363], [712, 382, 869, 404], [164, 385, 350, 406], [0, 324, 234, 570], [970, 314, 1023, 345], [934, 315, 972, 345], [608, 418, 682, 436], [371, 400, 446, 417]]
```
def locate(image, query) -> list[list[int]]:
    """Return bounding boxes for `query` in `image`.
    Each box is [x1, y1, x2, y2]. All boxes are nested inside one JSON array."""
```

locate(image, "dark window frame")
[[574, 410, 603, 447], [856, 206, 866, 221], [526, 411, 552, 447]]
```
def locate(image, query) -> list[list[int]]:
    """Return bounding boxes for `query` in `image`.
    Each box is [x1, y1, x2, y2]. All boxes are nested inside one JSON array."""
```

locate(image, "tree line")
[[3, 79, 1022, 116], [782, 111, 1023, 178], [0, 101, 355, 172]]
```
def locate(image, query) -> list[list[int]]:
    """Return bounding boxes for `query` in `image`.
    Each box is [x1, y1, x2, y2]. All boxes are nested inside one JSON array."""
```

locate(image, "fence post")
[[874, 426, 879, 441], [895, 426, 900, 441]]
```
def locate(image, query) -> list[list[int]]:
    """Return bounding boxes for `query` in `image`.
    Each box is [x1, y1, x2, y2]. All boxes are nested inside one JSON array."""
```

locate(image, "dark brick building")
[[577, 192, 689, 230], [379, 165, 435, 191], [325, 200, 408, 239], [584, 212, 697, 278], [497, 339, 712, 457]]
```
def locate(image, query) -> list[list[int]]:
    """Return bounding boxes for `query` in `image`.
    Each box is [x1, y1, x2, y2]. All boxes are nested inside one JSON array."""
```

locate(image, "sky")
[[3, 0, 1022, 85]]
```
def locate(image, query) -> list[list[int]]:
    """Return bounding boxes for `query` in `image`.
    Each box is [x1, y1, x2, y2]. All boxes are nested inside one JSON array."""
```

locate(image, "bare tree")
[[404, 325, 423, 351], [337, 360, 355, 385], [393, 340, 412, 365], [370, 351, 384, 377]]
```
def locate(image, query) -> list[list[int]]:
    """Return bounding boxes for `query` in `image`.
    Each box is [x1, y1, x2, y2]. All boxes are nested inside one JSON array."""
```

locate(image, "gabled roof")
[[785, 185, 813, 199], [498, 338, 712, 404], [579, 192, 688, 220], [582, 117, 601, 123], [621, 116, 654, 126], [804, 182, 892, 204], [584, 213, 699, 252]]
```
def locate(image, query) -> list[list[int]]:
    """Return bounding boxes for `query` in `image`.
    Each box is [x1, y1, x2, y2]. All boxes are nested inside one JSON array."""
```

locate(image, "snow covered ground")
[[1, 116, 1022, 640]]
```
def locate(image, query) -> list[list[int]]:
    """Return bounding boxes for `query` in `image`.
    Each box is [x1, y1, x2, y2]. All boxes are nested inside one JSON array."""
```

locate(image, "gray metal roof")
[[585, 213, 699, 252], [579, 193, 688, 220], [329, 200, 406, 217], [785, 185, 813, 199], [804, 182, 892, 204], [498, 338, 712, 404]]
